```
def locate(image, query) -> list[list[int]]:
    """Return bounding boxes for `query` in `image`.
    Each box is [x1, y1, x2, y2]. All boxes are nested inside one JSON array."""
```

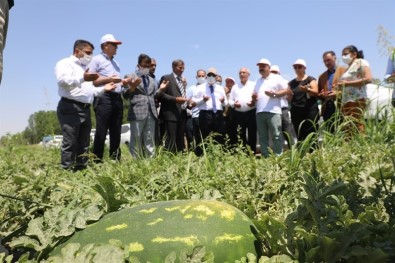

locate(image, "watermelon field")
[[1, 116, 395, 262]]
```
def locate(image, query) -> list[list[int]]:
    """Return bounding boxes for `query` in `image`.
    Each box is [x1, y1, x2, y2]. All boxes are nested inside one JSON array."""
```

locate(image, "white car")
[[42, 135, 63, 149], [105, 123, 131, 146], [365, 83, 393, 120]]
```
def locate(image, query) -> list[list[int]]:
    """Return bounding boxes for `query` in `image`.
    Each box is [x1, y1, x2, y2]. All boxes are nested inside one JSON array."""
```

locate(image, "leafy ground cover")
[[0, 116, 395, 262]]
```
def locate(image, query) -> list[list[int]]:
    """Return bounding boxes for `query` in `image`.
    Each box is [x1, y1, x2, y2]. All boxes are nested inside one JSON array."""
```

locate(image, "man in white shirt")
[[252, 58, 287, 158], [270, 65, 294, 148], [192, 67, 227, 156], [228, 67, 257, 154], [55, 39, 116, 171], [186, 69, 206, 149]]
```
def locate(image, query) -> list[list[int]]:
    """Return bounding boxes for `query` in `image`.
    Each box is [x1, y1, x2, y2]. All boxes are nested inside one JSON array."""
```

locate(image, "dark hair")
[[73, 40, 94, 52], [322, 50, 336, 58], [138, 53, 151, 65], [196, 69, 206, 75], [172, 59, 185, 68], [343, 45, 364, 59]]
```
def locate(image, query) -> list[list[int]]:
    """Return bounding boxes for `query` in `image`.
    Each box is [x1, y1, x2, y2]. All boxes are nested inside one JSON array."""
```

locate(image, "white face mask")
[[138, 67, 150, 76], [80, 54, 92, 66], [342, 54, 353, 64], [216, 81, 222, 86], [196, 77, 206, 84], [207, 76, 216, 85]]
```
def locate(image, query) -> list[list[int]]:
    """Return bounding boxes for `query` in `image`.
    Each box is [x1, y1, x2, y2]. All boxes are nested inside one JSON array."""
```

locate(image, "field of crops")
[[1, 117, 395, 262]]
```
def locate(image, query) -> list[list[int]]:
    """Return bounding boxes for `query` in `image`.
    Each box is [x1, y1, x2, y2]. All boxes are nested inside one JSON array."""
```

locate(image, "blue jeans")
[[256, 112, 282, 157]]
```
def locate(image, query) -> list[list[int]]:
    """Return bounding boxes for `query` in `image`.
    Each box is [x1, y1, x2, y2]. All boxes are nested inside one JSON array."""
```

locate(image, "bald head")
[[239, 67, 250, 84]]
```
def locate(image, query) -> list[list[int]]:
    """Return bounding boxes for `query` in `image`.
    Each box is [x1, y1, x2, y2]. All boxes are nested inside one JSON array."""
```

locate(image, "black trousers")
[[224, 108, 238, 148], [164, 111, 187, 153], [234, 109, 257, 153], [93, 93, 123, 161], [290, 106, 319, 142], [195, 110, 225, 156], [322, 100, 337, 133], [281, 107, 293, 148], [185, 116, 193, 149], [57, 98, 91, 170]]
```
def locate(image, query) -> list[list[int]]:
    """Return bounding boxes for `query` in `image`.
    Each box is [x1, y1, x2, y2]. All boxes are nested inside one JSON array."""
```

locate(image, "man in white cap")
[[192, 67, 227, 156], [270, 65, 294, 148], [228, 67, 257, 154], [252, 58, 287, 157], [89, 34, 133, 162]]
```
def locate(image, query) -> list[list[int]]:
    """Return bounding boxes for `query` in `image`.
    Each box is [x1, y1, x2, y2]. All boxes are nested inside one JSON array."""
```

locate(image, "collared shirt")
[[254, 73, 286, 114], [88, 52, 122, 93], [327, 68, 336, 92], [55, 55, 105, 104], [228, 80, 256, 112], [193, 83, 228, 111], [186, 84, 200, 118], [173, 72, 186, 92]]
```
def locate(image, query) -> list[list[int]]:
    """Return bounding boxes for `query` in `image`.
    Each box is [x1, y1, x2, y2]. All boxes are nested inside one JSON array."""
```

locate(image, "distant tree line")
[[0, 100, 130, 146]]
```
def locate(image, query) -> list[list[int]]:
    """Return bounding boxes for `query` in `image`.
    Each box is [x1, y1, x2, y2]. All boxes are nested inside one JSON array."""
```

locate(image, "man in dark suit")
[[123, 54, 168, 158], [157, 59, 189, 152]]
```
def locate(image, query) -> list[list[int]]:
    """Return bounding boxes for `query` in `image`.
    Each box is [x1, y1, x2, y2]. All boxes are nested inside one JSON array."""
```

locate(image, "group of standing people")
[[55, 35, 377, 170]]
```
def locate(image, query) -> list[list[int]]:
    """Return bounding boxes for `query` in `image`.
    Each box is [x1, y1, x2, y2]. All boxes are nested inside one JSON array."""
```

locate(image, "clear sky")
[[0, 0, 394, 136]]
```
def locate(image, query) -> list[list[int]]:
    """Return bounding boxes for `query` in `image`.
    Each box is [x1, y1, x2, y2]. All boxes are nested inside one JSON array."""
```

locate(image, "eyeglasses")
[[207, 73, 216, 77], [293, 65, 304, 69]]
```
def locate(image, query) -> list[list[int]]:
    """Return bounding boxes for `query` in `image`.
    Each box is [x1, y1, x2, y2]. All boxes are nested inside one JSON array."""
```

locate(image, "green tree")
[[23, 111, 61, 144]]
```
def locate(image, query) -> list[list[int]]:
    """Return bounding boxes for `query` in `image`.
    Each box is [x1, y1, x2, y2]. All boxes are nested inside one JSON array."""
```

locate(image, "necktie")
[[210, 85, 217, 113], [142, 75, 148, 93], [177, 76, 187, 109]]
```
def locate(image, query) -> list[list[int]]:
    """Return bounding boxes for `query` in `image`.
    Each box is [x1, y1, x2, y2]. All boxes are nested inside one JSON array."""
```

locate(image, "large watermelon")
[[50, 200, 262, 262]]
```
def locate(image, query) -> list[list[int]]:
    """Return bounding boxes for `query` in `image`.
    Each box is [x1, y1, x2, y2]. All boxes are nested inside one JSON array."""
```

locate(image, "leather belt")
[[61, 97, 90, 108]]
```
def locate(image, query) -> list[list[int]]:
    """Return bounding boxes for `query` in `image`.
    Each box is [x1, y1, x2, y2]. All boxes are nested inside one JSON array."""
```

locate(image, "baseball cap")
[[207, 67, 218, 75], [225, 77, 235, 83], [293, 59, 306, 68], [270, 65, 280, 73], [256, 58, 271, 66], [100, 34, 122, 45]]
